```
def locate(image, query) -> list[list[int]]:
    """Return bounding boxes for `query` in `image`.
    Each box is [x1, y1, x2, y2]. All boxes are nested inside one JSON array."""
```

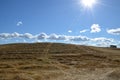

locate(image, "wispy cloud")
[[17, 21, 23, 26], [90, 24, 101, 33], [107, 28, 120, 35], [80, 29, 88, 33], [68, 30, 72, 33]]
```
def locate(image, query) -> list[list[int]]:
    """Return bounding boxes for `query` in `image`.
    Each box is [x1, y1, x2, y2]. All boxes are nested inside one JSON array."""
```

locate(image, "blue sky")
[[0, 0, 120, 47]]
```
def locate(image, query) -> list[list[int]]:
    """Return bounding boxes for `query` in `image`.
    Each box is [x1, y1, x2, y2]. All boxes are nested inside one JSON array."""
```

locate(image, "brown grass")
[[0, 42, 120, 80]]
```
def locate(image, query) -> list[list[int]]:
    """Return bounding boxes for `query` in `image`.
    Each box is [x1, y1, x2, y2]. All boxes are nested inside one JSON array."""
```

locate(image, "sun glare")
[[81, 0, 97, 8]]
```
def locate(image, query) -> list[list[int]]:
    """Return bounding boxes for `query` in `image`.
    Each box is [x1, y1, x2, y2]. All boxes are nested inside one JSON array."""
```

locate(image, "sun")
[[81, 0, 97, 8]]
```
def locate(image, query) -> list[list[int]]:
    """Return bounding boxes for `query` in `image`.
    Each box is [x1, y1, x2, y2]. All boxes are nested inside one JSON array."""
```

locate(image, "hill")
[[0, 43, 120, 80]]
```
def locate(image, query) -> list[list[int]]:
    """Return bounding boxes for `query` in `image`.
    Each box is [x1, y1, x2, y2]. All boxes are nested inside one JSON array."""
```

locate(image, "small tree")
[[110, 45, 117, 48]]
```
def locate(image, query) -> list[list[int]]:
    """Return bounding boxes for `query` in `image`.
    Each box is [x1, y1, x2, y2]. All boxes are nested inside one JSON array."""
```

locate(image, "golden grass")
[[0, 42, 120, 80]]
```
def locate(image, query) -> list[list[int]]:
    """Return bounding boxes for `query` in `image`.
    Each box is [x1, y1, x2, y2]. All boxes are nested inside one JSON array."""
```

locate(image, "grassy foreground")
[[0, 43, 120, 80]]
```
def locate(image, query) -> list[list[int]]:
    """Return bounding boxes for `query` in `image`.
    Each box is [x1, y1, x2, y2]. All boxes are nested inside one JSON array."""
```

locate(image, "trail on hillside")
[[45, 43, 52, 53], [43, 43, 52, 58]]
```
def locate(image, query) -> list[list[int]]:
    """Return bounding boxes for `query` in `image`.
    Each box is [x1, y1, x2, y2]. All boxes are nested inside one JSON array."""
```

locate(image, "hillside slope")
[[0, 43, 120, 80]]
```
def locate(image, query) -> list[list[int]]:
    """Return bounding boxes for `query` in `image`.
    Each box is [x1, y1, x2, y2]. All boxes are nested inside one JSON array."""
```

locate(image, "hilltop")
[[0, 42, 120, 80]]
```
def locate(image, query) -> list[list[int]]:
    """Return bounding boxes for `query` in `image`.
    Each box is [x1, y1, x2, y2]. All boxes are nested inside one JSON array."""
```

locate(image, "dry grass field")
[[0, 42, 120, 80]]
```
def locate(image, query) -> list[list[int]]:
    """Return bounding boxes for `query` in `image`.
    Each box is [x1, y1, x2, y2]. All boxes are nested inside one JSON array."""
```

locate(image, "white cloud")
[[0, 32, 90, 42], [68, 36, 90, 41], [0, 32, 34, 39], [11, 32, 20, 37], [80, 29, 88, 33], [91, 37, 114, 47], [22, 33, 34, 39], [90, 24, 101, 33], [91, 37, 114, 42], [17, 21, 23, 26], [47, 34, 90, 41], [0, 33, 11, 39], [96, 42, 111, 47], [107, 28, 120, 35], [57, 35, 66, 40], [68, 30, 72, 33], [37, 33, 48, 39], [48, 34, 59, 40], [0, 32, 119, 48]]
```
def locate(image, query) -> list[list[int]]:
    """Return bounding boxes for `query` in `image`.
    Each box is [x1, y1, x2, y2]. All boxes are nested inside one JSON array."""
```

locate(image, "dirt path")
[[43, 43, 52, 58]]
